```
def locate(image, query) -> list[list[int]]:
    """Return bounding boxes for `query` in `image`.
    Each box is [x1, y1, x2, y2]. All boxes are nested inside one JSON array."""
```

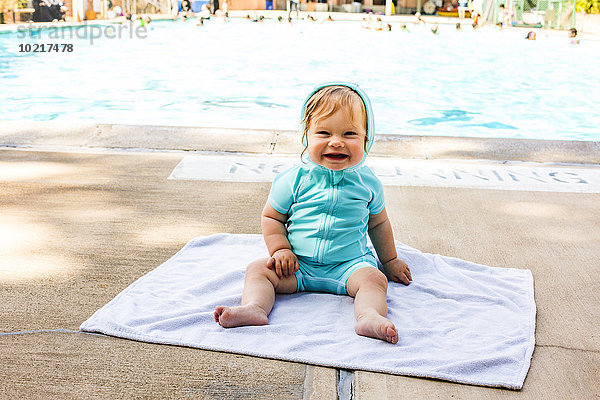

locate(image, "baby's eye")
[[344, 131, 358, 136], [316, 131, 330, 136]]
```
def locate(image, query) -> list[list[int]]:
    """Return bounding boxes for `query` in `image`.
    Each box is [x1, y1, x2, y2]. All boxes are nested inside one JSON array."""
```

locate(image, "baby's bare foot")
[[355, 313, 398, 344], [214, 304, 268, 328]]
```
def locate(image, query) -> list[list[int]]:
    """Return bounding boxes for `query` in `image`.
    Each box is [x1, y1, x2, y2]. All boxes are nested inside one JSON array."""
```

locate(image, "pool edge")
[[1, 120, 598, 165]]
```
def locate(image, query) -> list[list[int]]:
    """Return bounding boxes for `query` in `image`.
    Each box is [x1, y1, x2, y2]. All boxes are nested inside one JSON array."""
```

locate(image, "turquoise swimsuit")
[[268, 82, 384, 295]]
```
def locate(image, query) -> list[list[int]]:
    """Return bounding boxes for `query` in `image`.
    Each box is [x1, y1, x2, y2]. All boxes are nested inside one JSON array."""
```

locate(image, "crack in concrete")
[[337, 369, 354, 400], [536, 343, 600, 354], [421, 136, 431, 160], [82, 124, 103, 148], [268, 130, 278, 155], [302, 365, 315, 400]]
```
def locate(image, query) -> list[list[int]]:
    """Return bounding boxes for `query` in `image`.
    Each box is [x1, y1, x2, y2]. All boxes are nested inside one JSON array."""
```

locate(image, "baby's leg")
[[346, 267, 398, 344], [214, 257, 297, 328]]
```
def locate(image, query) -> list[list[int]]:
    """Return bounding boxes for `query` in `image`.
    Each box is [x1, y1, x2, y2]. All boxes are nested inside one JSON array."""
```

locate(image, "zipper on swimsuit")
[[314, 182, 330, 263], [317, 171, 339, 263]]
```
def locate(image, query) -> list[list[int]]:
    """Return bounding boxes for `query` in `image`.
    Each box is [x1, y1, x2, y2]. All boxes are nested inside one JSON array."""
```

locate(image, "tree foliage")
[[0, 0, 18, 12], [577, 0, 600, 13]]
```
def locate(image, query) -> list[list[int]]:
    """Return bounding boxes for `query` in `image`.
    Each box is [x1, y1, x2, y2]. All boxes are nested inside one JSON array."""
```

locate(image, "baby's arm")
[[261, 203, 298, 278], [368, 207, 412, 285]]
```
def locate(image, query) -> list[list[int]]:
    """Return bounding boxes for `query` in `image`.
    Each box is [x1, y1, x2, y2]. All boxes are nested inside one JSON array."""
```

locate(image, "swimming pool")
[[1, 19, 599, 141]]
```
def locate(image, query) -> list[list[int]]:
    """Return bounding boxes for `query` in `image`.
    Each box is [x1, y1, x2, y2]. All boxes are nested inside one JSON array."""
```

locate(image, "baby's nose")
[[328, 137, 344, 147]]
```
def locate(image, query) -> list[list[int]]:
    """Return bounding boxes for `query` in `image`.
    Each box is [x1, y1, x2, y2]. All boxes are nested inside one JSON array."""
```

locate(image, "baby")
[[214, 83, 412, 344]]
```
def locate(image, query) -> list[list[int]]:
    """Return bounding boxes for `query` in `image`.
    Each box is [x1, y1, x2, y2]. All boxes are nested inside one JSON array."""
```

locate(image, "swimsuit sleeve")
[[365, 168, 385, 215], [268, 166, 299, 214]]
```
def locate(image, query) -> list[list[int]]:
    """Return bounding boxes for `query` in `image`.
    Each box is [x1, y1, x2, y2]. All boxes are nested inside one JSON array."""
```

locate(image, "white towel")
[[80, 233, 536, 389]]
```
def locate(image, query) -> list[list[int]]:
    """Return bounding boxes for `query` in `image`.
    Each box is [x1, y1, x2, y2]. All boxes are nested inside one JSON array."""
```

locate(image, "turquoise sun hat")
[[300, 82, 376, 157]]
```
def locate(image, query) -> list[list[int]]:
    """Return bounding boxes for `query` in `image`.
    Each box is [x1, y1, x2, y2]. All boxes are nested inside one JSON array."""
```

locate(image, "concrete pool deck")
[[1, 122, 599, 398]]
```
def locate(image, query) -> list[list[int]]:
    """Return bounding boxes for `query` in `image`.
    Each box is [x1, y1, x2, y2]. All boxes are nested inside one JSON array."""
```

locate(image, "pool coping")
[[1, 120, 598, 165]]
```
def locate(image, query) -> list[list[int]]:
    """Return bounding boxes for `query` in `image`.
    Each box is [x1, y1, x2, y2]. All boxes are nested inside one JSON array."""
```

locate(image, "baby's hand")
[[267, 249, 299, 279], [382, 258, 412, 285]]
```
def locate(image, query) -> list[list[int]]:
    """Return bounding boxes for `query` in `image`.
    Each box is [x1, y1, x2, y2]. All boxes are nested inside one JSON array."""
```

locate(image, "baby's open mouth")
[[323, 153, 349, 160]]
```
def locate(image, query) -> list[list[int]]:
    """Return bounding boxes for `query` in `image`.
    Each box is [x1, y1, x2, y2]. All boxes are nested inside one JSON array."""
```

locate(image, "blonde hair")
[[301, 86, 368, 157]]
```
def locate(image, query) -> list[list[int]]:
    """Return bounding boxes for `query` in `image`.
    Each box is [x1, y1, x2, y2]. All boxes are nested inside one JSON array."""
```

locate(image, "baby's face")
[[306, 102, 366, 171]]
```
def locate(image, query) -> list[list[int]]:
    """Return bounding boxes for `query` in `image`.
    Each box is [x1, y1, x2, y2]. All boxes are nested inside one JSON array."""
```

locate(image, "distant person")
[[498, 4, 512, 27], [49, 0, 65, 20], [58, 0, 68, 18], [431, 24, 439, 34], [106, 4, 118, 19], [180, 0, 194, 18], [374, 16, 383, 30], [221, 0, 229, 18], [138, 15, 152, 27], [456, 22, 461, 30], [442, 0, 454, 11], [361, 16, 369, 29], [470, 0, 482, 28], [352, 0, 362, 13], [568, 27, 580, 44], [200, 3, 211, 18], [525, 30, 536, 40], [496, 4, 504, 26], [458, 0, 468, 18], [471, 12, 480, 28], [33, 0, 52, 22], [214, 0, 228, 20], [288, 0, 299, 19]]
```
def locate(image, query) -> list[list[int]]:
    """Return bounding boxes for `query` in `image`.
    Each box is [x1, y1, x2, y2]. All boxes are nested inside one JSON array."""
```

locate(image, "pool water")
[[1, 19, 599, 141]]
